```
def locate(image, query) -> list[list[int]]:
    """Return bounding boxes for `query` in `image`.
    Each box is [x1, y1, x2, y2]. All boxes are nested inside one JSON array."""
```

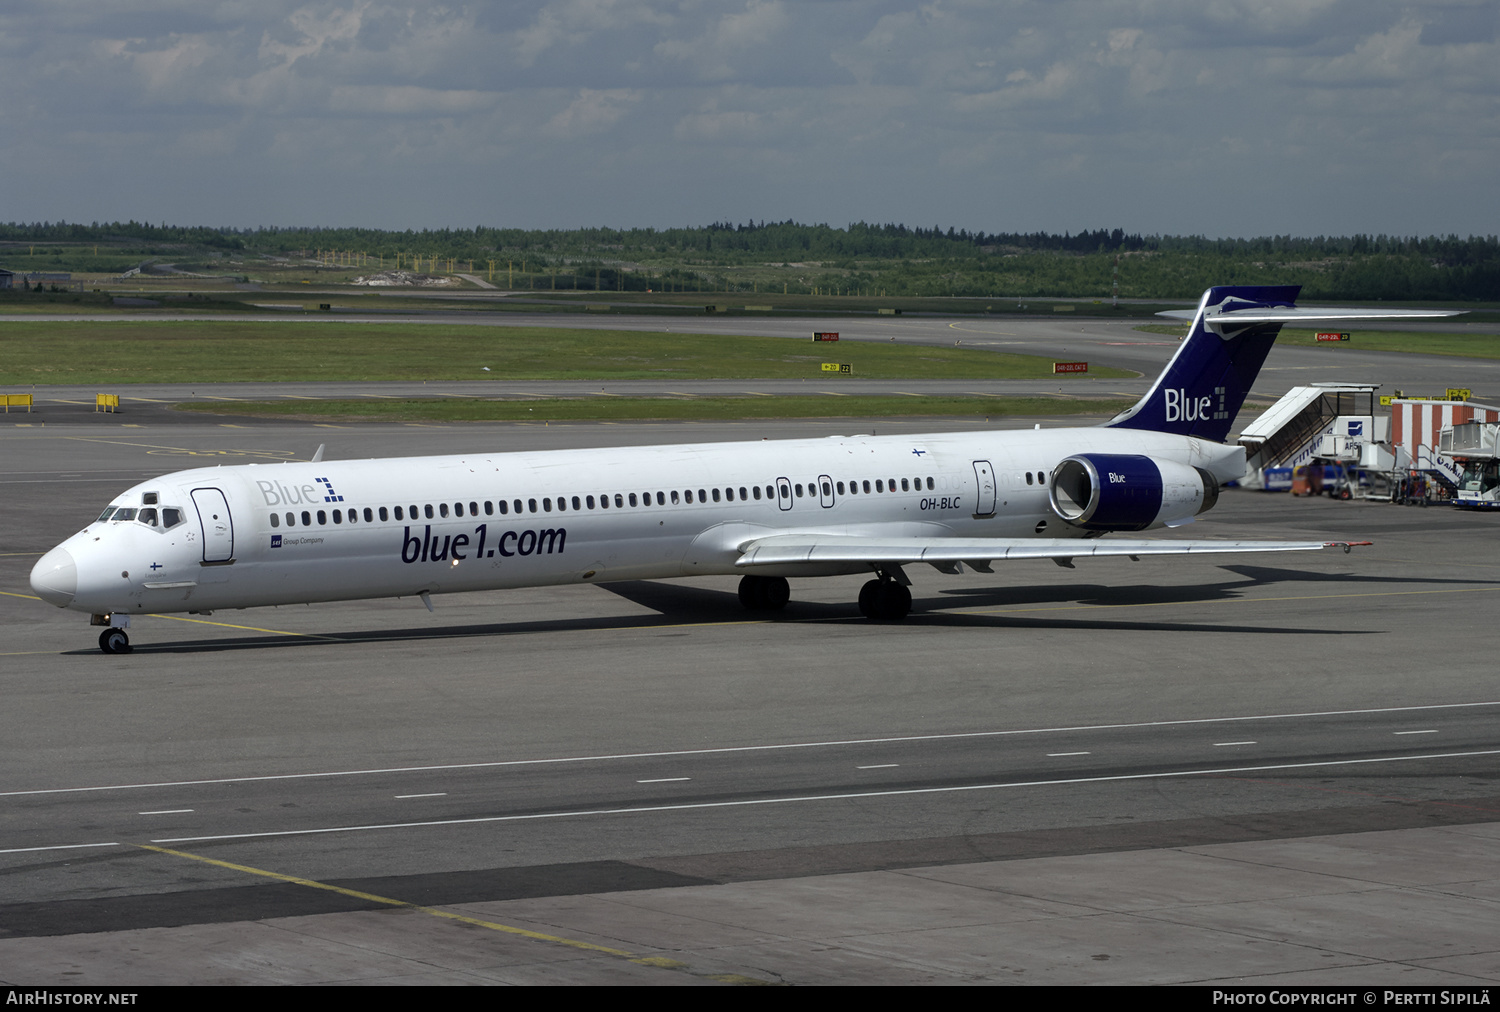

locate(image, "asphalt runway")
[[3, 408, 1499, 984]]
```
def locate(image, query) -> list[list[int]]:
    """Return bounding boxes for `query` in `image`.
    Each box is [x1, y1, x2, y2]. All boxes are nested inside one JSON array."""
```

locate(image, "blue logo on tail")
[[1107, 285, 1301, 443]]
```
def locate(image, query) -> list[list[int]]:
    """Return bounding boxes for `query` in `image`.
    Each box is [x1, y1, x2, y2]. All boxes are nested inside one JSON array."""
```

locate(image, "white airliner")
[[31, 286, 1459, 653]]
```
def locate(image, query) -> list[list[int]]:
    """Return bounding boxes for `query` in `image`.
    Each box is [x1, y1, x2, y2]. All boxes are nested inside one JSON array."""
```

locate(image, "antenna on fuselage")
[[311, 444, 326, 463]]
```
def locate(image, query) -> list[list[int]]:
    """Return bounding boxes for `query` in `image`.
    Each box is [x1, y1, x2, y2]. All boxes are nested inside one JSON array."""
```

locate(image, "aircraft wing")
[[734, 535, 1364, 569]]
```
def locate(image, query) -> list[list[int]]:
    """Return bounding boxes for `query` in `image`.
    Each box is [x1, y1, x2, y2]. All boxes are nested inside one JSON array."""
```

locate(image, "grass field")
[[0, 321, 1132, 384], [175, 395, 1137, 424], [1135, 323, 1500, 359]]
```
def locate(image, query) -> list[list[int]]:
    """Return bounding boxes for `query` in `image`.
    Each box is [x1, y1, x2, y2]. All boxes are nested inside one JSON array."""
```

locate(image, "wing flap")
[[735, 535, 1347, 568]]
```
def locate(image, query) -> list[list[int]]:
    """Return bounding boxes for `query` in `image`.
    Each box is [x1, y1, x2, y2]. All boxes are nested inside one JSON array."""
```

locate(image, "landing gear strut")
[[858, 577, 912, 621], [738, 575, 790, 612], [98, 628, 131, 654]]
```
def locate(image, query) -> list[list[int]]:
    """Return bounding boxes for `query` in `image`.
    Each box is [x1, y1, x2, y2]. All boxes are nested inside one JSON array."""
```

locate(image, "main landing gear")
[[737, 572, 913, 621], [98, 628, 131, 654], [858, 577, 911, 621], [738, 574, 790, 611]]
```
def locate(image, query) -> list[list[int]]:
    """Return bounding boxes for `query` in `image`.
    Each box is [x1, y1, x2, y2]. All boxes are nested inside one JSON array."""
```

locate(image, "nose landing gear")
[[98, 628, 132, 654], [92, 614, 132, 654]]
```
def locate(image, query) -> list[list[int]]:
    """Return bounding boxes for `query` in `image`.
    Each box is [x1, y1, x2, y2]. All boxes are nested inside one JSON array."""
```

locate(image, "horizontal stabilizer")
[[1157, 306, 1464, 328], [735, 534, 1349, 569]]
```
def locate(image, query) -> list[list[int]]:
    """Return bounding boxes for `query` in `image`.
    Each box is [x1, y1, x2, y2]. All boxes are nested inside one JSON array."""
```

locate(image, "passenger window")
[[317, 510, 327, 525], [572, 496, 581, 510], [684, 490, 692, 503], [543, 498, 552, 512], [823, 481, 832, 496], [629, 493, 638, 507], [484, 501, 493, 515], [794, 484, 803, 497], [752, 486, 762, 500], [440, 503, 450, 518], [424, 504, 434, 519], [364, 508, 373, 522], [765, 486, 774, 499], [528, 499, 538, 513], [469, 501, 478, 515], [379, 507, 388, 521], [394, 506, 403, 520], [285, 512, 295, 527], [901, 479, 909, 491], [656, 491, 665, 505], [927, 477, 935, 490], [615, 494, 624, 508], [698, 488, 707, 502], [558, 498, 567, 512], [302, 511, 311, 526], [862, 480, 871, 493], [713, 488, 721, 502], [836, 482, 844, 494], [671, 490, 679, 504], [739, 487, 748, 500], [876, 480, 884, 492], [498, 500, 508, 515], [587, 495, 596, 509], [333, 510, 342, 524], [513, 500, 523, 514]]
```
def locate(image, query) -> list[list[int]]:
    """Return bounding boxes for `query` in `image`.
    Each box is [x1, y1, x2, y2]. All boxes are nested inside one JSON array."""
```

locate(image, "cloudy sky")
[[2, 1, 1495, 237]]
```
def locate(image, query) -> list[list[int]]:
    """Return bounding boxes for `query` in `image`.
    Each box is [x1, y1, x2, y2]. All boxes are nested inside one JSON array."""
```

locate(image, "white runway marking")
[[5, 700, 1495, 799], [143, 750, 1500, 847]]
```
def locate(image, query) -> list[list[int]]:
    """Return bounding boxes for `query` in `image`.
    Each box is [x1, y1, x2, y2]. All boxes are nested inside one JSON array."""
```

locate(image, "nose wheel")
[[98, 628, 132, 654]]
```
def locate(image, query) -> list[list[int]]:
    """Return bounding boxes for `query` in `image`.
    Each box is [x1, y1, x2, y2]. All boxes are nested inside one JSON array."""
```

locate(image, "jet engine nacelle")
[[1048, 453, 1219, 532]]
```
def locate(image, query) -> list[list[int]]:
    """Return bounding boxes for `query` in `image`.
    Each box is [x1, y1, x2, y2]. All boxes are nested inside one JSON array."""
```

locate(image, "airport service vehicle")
[[31, 286, 1459, 653]]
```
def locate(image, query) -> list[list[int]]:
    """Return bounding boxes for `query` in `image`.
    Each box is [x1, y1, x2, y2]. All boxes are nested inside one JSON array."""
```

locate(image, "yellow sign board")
[[821, 363, 852, 374]]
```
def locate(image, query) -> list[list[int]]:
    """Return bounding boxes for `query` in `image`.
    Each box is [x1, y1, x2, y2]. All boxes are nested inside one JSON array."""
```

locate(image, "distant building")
[[0, 269, 13, 290]]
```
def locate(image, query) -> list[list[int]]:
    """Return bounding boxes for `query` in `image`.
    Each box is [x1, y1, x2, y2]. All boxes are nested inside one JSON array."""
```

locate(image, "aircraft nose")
[[31, 547, 77, 608]]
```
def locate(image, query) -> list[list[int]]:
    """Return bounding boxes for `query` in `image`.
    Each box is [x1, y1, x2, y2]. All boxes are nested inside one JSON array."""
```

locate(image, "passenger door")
[[191, 488, 235, 563]]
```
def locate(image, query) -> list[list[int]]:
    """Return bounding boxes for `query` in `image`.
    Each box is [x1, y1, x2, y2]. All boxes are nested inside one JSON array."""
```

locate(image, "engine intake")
[[1049, 453, 1219, 532]]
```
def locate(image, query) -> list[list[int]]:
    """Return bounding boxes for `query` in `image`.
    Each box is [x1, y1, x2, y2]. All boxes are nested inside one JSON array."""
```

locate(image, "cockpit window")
[[138, 508, 159, 527], [162, 507, 184, 529], [113, 508, 138, 522], [97, 507, 117, 522]]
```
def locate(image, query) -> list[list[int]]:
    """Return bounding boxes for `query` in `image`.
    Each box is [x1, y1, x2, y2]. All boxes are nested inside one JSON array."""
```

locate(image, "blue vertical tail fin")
[[1106, 285, 1301, 443]]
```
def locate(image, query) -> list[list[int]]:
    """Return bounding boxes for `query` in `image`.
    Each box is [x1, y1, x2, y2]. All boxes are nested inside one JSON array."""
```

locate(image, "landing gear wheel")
[[858, 579, 911, 621], [98, 628, 131, 655], [737, 575, 790, 612]]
